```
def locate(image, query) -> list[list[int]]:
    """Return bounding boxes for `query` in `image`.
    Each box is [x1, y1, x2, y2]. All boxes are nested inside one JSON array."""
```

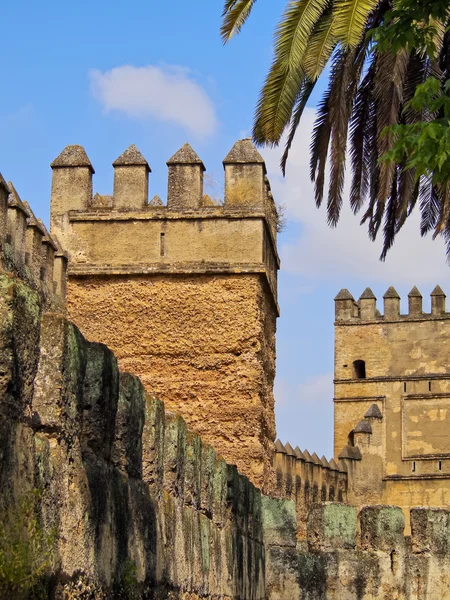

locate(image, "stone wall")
[[334, 287, 450, 528], [264, 500, 450, 600], [0, 268, 267, 598], [272, 441, 348, 539], [49, 140, 279, 492]]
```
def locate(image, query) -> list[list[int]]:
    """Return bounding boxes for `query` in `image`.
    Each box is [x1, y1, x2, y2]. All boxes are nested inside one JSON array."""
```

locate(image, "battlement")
[[50, 140, 279, 311], [50, 139, 278, 225], [272, 440, 347, 538], [335, 285, 448, 322], [0, 174, 66, 310]]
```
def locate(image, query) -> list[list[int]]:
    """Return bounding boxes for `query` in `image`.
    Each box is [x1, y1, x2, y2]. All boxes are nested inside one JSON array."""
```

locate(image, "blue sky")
[[1, 0, 449, 459]]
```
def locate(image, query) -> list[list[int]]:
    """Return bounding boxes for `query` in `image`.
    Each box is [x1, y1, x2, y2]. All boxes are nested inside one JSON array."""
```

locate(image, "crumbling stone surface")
[[68, 274, 277, 492]]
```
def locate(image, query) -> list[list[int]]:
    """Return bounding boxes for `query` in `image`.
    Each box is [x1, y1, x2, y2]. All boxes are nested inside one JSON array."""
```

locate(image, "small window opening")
[[160, 232, 165, 257], [439, 460, 442, 471], [428, 381, 432, 392], [404, 382, 407, 393], [353, 360, 366, 379], [412, 461, 416, 473]]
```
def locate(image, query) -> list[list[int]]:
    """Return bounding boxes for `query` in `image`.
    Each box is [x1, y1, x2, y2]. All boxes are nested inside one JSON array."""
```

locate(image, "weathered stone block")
[[81, 342, 119, 460], [142, 395, 165, 490], [185, 430, 202, 508], [411, 507, 450, 556], [0, 275, 41, 419], [32, 314, 86, 439], [261, 496, 297, 548], [163, 413, 187, 497], [112, 372, 145, 478], [359, 505, 405, 552], [307, 503, 357, 551]]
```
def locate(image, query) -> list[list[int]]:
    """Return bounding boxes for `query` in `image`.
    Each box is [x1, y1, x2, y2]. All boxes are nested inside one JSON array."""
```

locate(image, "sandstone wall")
[[67, 273, 277, 491], [49, 141, 280, 492], [334, 288, 450, 526]]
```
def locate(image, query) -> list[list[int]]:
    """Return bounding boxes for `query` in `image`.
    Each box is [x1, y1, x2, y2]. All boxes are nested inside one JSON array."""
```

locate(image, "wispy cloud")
[[262, 108, 449, 286], [89, 65, 218, 139]]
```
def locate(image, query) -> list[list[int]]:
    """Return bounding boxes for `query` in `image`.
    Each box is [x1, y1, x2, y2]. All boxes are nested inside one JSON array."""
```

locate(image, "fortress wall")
[[0, 268, 269, 598], [334, 287, 450, 524], [3, 172, 450, 599], [272, 442, 348, 539], [264, 500, 450, 600], [67, 273, 277, 491], [49, 141, 279, 492], [0, 175, 66, 311]]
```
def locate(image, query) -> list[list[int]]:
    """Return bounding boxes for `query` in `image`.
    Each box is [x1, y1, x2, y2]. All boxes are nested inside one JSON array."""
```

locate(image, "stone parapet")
[[0, 175, 66, 311], [272, 440, 348, 539], [335, 285, 449, 322]]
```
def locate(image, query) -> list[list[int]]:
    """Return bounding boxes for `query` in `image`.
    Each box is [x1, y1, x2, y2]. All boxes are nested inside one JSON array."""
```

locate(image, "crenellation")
[[113, 144, 151, 210], [23, 201, 46, 285], [223, 138, 265, 209], [40, 219, 59, 295], [336, 285, 450, 321], [273, 442, 348, 537], [50, 145, 94, 232], [6, 181, 28, 270], [167, 143, 205, 209], [359, 287, 376, 320], [408, 285, 423, 314], [383, 285, 400, 318], [431, 284, 446, 314]]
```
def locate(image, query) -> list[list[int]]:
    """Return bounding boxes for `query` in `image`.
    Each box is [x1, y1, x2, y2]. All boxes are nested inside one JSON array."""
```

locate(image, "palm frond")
[[370, 49, 409, 238], [280, 80, 315, 175], [395, 167, 418, 232], [274, 0, 331, 69], [221, 0, 257, 43], [380, 167, 399, 259], [253, 0, 330, 143], [310, 90, 332, 207], [303, 9, 338, 80], [349, 58, 375, 213], [253, 63, 305, 144], [334, 0, 379, 47], [419, 178, 440, 236]]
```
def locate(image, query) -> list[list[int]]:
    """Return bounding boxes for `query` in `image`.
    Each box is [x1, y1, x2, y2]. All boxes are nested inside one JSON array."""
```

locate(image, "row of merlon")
[[0, 174, 67, 308], [335, 286, 447, 321], [274, 439, 346, 473], [50, 139, 277, 213]]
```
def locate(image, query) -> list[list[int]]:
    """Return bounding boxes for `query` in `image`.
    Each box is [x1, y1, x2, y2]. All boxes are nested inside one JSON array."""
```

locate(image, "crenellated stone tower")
[[49, 139, 279, 490], [334, 286, 450, 528]]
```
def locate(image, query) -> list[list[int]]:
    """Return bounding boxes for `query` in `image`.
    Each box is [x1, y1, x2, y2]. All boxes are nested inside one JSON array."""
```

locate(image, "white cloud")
[[262, 108, 449, 285], [89, 65, 218, 138]]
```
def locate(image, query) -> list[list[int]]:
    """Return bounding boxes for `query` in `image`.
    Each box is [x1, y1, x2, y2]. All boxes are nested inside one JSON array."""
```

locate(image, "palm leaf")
[[303, 9, 338, 80], [310, 91, 332, 207], [253, 62, 306, 143], [334, 0, 379, 47], [371, 49, 409, 237], [253, 0, 329, 143], [380, 168, 399, 259], [221, 0, 257, 43], [274, 0, 331, 69], [349, 59, 375, 213]]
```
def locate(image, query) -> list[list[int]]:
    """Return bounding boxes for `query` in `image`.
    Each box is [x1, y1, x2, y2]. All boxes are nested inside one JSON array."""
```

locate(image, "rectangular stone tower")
[[334, 286, 450, 522], [49, 140, 279, 491]]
